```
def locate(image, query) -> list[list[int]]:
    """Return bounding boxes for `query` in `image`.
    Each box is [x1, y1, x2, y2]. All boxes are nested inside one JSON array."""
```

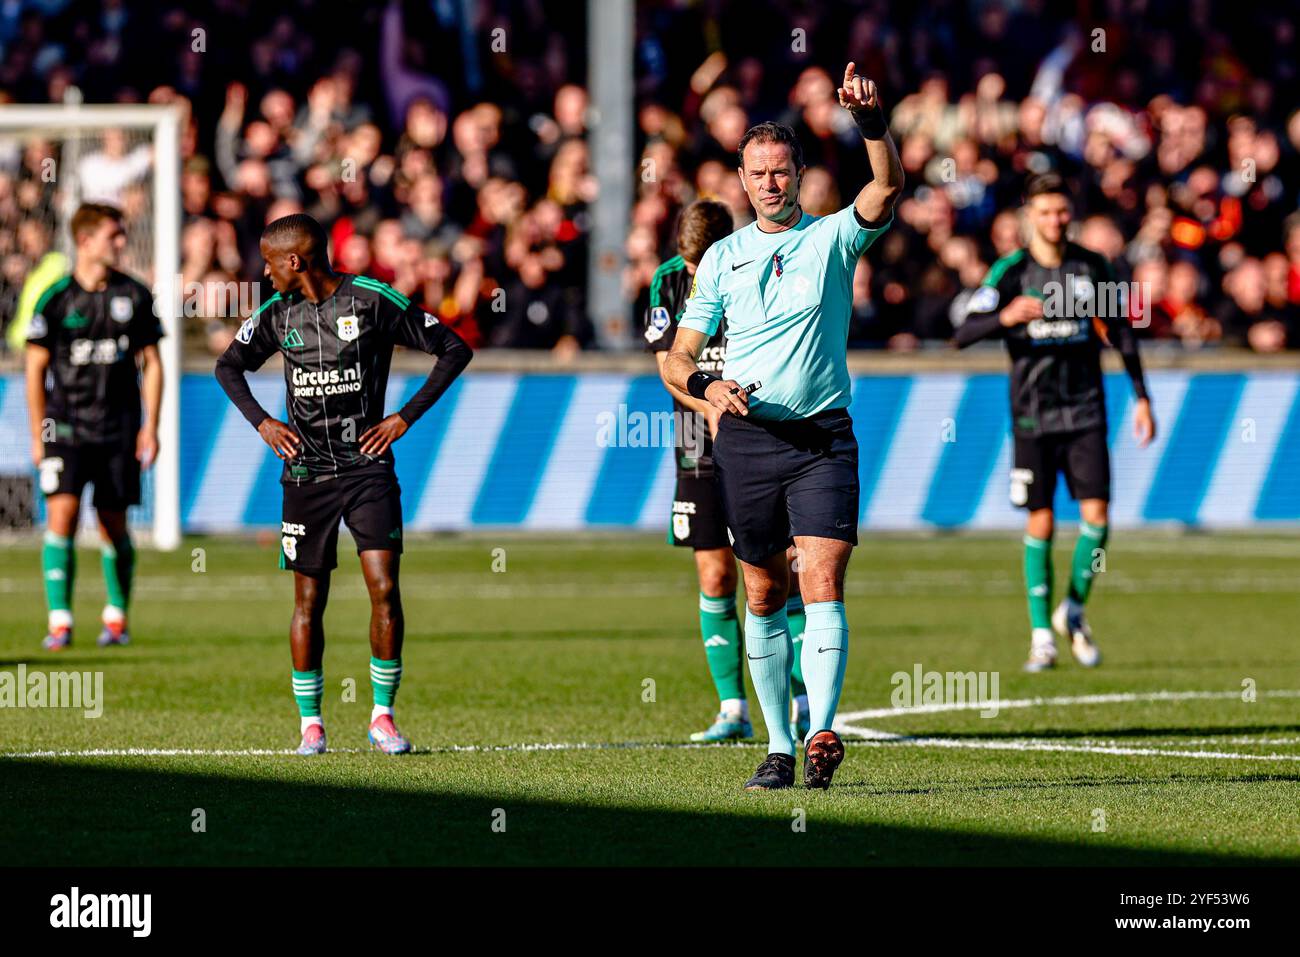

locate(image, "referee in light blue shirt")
[[665, 62, 903, 791]]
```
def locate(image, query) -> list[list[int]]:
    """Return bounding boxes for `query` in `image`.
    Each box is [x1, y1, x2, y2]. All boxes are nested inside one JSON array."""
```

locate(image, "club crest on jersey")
[[645, 306, 671, 343], [337, 315, 360, 342], [110, 296, 133, 322]]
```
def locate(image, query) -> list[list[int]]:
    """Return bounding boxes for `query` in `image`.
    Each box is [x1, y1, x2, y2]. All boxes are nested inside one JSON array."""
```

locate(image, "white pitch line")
[[0, 741, 771, 759], [833, 729, 1300, 762], [836, 689, 1300, 722], [6, 691, 1299, 763]]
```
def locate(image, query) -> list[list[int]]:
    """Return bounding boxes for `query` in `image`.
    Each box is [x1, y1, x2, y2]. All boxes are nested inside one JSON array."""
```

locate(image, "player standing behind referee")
[[646, 200, 811, 744], [215, 214, 471, 755], [25, 203, 163, 650], [956, 172, 1156, 671], [665, 63, 903, 790]]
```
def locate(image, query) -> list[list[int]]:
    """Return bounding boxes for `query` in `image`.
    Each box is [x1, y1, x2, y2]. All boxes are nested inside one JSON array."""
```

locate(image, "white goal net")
[[0, 101, 181, 548]]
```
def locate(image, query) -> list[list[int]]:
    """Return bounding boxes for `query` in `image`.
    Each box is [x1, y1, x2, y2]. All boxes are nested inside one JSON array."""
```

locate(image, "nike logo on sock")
[[747, 653, 776, 660], [817, 646, 845, 654]]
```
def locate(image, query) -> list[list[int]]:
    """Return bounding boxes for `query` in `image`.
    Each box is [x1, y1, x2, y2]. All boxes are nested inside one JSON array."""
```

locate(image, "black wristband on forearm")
[[853, 104, 887, 140], [686, 371, 720, 400]]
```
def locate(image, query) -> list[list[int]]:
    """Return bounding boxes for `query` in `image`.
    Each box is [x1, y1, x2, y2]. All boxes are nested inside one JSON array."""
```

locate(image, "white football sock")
[[371, 705, 394, 722], [720, 698, 748, 721], [301, 716, 323, 733]]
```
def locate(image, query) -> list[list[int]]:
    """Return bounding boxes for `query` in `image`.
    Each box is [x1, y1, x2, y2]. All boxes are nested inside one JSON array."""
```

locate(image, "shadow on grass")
[[0, 760, 1289, 867]]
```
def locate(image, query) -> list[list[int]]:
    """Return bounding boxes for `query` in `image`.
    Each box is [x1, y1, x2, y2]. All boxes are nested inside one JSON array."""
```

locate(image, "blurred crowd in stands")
[[1, 0, 1299, 356]]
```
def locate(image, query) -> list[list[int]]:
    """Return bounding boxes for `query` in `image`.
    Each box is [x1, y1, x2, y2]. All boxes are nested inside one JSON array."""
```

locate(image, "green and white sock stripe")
[[100, 535, 135, 612], [370, 656, 403, 707], [698, 593, 736, 615], [292, 668, 324, 718], [1069, 521, 1109, 604], [698, 592, 745, 703], [1023, 534, 1054, 631], [42, 531, 75, 614], [786, 594, 807, 693]]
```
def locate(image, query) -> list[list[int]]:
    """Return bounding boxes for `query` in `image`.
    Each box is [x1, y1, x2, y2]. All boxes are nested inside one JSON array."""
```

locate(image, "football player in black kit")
[[646, 200, 810, 742], [216, 214, 471, 754], [957, 173, 1156, 671], [25, 203, 163, 651]]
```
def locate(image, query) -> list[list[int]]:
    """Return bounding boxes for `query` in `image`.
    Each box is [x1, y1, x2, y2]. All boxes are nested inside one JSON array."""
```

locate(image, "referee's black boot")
[[744, 752, 796, 791]]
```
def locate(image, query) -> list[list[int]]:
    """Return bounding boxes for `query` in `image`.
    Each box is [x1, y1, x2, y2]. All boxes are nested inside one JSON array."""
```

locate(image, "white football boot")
[[1053, 599, 1101, 667]]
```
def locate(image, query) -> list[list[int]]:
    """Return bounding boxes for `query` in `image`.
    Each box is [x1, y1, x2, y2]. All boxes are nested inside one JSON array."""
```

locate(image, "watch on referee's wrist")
[[687, 371, 720, 400]]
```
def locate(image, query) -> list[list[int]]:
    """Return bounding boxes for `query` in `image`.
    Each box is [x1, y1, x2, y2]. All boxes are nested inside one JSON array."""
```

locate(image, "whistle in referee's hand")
[[730, 381, 761, 396]]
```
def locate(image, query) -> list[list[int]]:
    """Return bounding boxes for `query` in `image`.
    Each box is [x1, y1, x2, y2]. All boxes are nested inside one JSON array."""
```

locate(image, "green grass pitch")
[[1, 532, 1297, 866]]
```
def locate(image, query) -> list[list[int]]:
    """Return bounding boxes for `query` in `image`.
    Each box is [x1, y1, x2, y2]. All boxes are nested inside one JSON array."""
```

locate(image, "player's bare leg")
[[1024, 507, 1057, 671], [792, 535, 852, 789], [1053, 499, 1106, 666], [41, 493, 80, 650], [691, 547, 753, 741], [361, 550, 411, 753], [95, 508, 133, 646], [291, 570, 329, 754]]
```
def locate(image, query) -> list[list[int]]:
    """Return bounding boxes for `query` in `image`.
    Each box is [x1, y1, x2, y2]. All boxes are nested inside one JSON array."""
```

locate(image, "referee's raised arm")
[[838, 61, 904, 227], [664, 249, 749, 417]]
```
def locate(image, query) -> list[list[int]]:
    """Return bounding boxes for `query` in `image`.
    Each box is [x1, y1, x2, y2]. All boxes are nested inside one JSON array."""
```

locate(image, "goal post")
[[0, 102, 182, 549]]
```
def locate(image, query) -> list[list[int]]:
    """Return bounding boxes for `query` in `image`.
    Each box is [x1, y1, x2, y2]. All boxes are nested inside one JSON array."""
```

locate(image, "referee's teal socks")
[[744, 606, 794, 755], [801, 601, 848, 741]]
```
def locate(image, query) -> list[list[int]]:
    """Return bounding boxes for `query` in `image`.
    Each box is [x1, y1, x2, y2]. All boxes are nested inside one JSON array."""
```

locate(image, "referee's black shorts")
[[1011, 427, 1110, 511], [712, 408, 859, 565]]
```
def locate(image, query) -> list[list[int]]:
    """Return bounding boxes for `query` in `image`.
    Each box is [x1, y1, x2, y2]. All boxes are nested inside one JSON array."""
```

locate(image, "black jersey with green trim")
[[25, 270, 162, 445], [218, 273, 459, 483], [644, 255, 727, 474], [959, 242, 1146, 438]]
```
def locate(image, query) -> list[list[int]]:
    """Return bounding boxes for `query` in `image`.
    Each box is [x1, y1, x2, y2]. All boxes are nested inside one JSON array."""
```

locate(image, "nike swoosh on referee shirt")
[[731, 260, 754, 271]]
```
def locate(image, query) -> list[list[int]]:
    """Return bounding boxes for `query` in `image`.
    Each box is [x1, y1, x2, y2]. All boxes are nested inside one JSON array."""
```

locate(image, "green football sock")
[[370, 656, 403, 708], [1023, 534, 1053, 630], [744, 607, 794, 755], [801, 601, 849, 738], [786, 593, 807, 697], [42, 532, 75, 617], [292, 668, 323, 718], [699, 593, 745, 705], [1068, 522, 1109, 605], [100, 535, 135, 613]]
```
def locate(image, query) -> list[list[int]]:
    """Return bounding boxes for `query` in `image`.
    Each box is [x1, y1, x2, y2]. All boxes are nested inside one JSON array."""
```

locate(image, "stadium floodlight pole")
[[586, 0, 635, 350], [0, 103, 183, 549]]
